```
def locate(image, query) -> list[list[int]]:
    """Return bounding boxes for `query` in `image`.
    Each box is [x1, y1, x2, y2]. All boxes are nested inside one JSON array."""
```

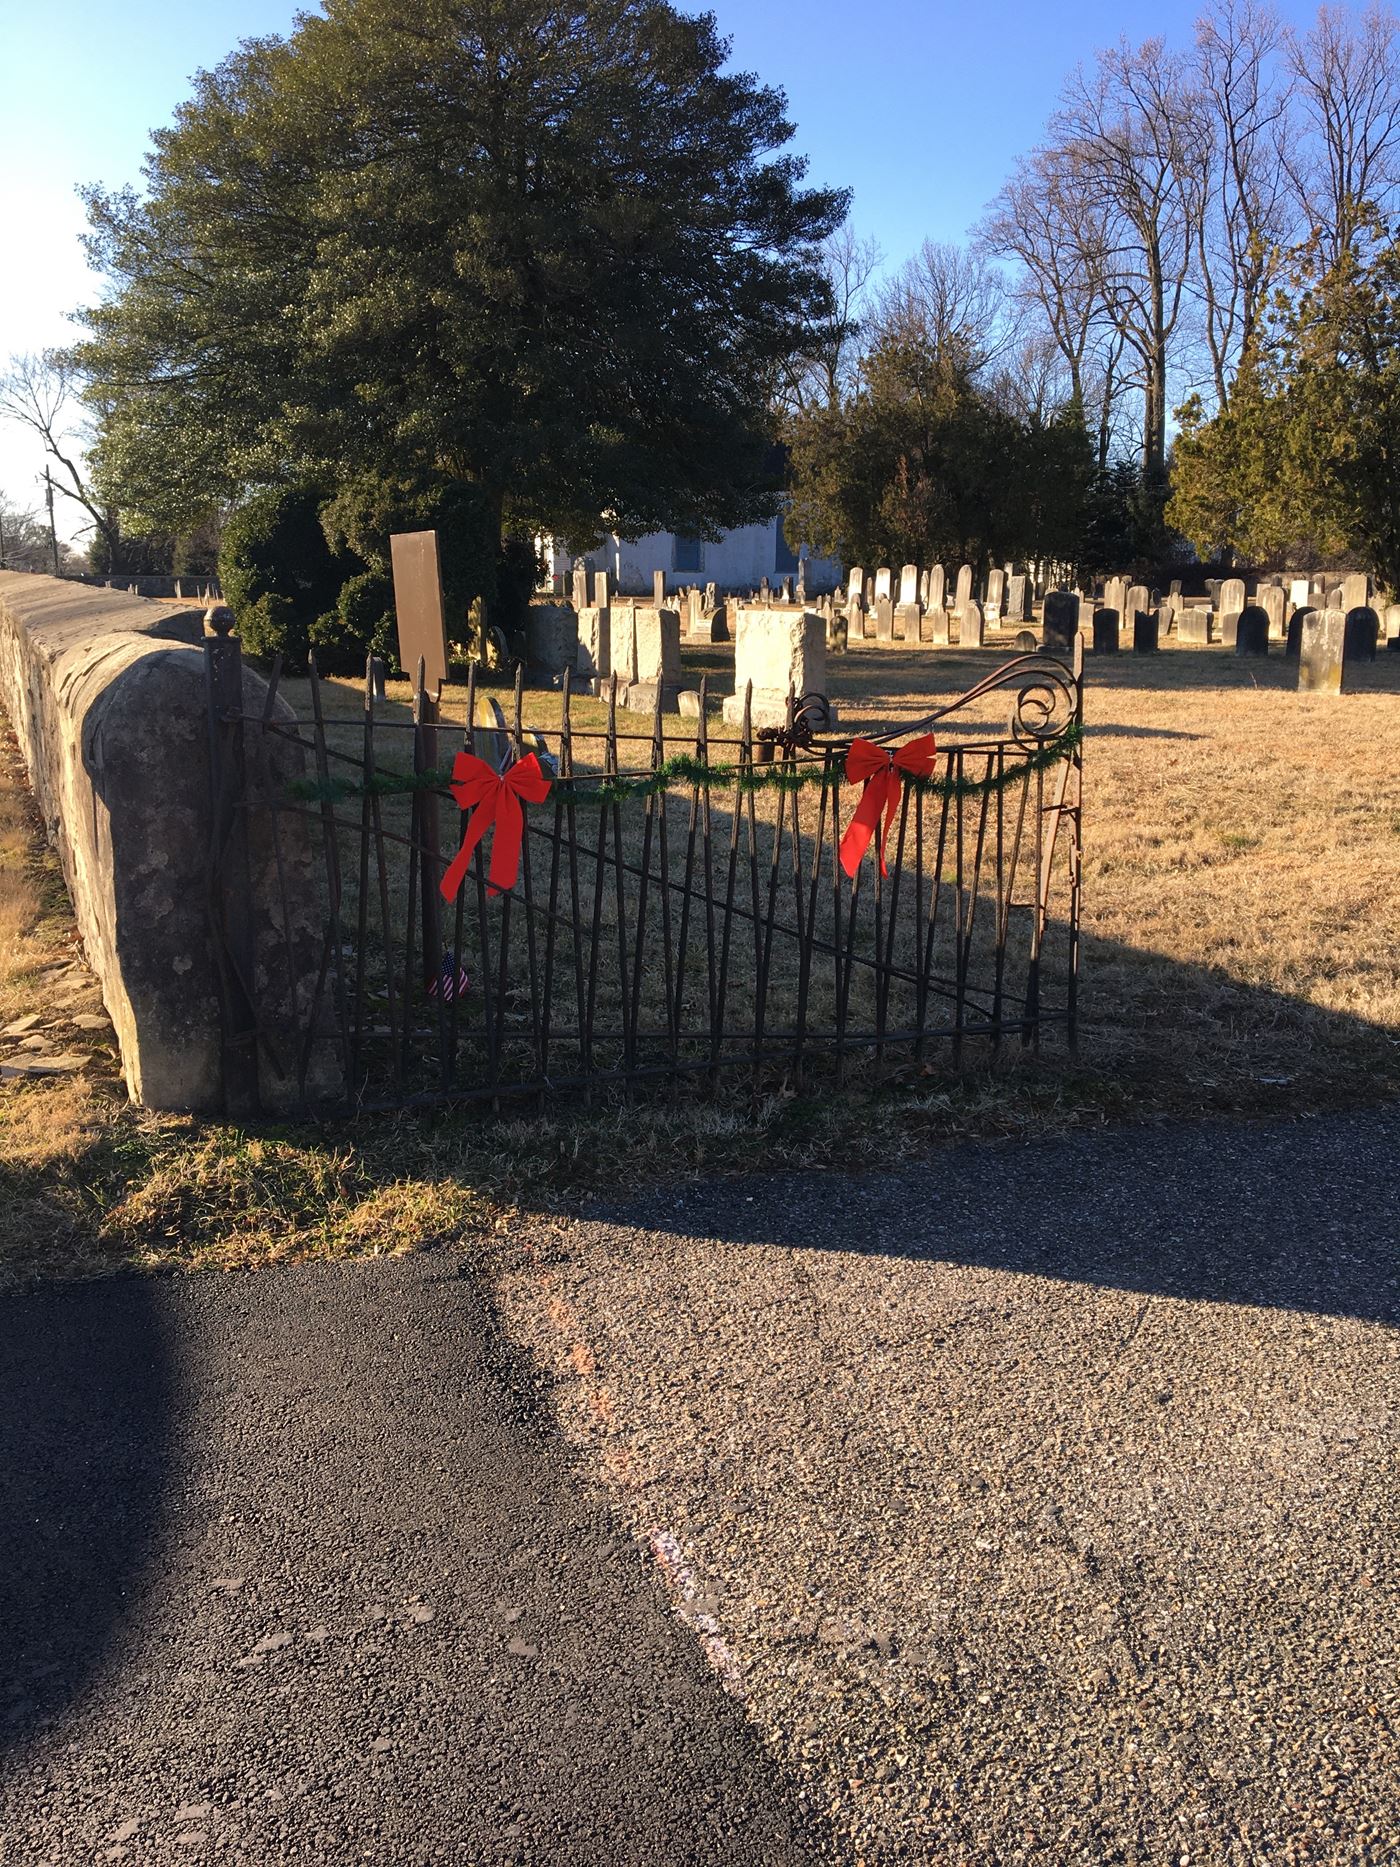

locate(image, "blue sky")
[[0, 0, 1327, 532]]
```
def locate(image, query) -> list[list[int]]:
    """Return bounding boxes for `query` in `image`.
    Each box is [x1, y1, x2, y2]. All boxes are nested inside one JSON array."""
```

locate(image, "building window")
[[673, 535, 702, 573], [773, 520, 798, 575]]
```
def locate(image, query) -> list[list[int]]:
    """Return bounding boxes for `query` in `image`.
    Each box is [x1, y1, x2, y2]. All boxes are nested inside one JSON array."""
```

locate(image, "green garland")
[[290, 721, 1080, 808]]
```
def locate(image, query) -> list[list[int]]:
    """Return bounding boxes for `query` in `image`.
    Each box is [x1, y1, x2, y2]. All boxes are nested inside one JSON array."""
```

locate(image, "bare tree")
[[1193, 0, 1295, 405], [0, 495, 58, 573], [874, 240, 1009, 379], [1046, 38, 1207, 482], [778, 224, 882, 415], [0, 352, 122, 566], [1284, 3, 1400, 268], [979, 150, 1132, 464]]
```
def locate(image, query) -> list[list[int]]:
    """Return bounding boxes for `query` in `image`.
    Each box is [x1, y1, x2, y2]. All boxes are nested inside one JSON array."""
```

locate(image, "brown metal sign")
[[389, 530, 449, 694]]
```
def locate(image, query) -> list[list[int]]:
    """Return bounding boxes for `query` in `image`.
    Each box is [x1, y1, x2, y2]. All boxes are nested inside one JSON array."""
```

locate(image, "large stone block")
[[633, 606, 681, 685], [723, 607, 828, 728], [0, 572, 331, 1113], [576, 605, 610, 684], [525, 602, 578, 683]]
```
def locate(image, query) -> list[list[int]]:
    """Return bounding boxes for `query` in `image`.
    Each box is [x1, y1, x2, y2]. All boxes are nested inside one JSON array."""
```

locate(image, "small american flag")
[[426, 950, 472, 1003]]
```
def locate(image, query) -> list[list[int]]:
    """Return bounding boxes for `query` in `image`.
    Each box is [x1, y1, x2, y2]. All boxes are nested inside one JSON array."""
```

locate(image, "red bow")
[[838, 734, 938, 879], [439, 751, 551, 902]]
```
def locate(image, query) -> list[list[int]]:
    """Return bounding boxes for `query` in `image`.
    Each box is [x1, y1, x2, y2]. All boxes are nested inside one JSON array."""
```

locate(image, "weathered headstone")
[[653, 569, 667, 610], [1104, 576, 1128, 615], [593, 568, 609, 608], [1220, 607, 1244, 649], [722, 609, 830, 728], [526, 602, 579, 683], [1219, 576, 1246, 624], [926, 605, 950, 645], [1341, 572, 1369, 613], [954, 564, 974, 615], [960, 599, 986, 647], [1014, 628, 1039, 654], [1260, 584, 1286, 640], [1178, 605, 1211, 645], [1092, 607, 1120, 654], [1006, 573, 1029, 623], [571, 561, 589, 612], [985, 567, 1005, 622], [1078, 595, 1096, 635], [1289, 577, 1311, 609], [577, 603, 611, 686], [1344, 605, 1379, 661], [1126, 583, 1149, 621], [389, 530, 450, 695], [625, 605, 683, 711], [874, 567, 893, 604], [928, 564, 946, 614], [895, 564, 920, 640], [1043, 590, 1078, 651], [369, 656, 388, 699], [1285, 608, 1312, 660], [828, 611, 849, 655], [1135, 610, 1162, 654], [873, 594, 895, 641], [1234, 605, 1269, 656], [1298, 608, 1346, 693], [1384, 602, 1400, 644]]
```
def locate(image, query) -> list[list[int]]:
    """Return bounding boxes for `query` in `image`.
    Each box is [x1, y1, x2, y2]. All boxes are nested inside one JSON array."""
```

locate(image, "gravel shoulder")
[[492, 1107, 1400, 1866], [0, 1261, 827, 1865]]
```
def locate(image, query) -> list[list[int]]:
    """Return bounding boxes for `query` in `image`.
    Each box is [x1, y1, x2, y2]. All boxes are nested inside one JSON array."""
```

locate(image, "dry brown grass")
[[2, 633, 1397, 1290]]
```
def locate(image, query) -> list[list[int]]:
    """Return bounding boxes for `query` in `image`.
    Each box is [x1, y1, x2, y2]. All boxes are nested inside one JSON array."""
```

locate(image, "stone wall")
[[0, 572, 328, 1114]]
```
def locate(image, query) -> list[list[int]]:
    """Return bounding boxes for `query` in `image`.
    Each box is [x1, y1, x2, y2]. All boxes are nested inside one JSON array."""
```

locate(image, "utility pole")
[[43, 470, 59, 577]]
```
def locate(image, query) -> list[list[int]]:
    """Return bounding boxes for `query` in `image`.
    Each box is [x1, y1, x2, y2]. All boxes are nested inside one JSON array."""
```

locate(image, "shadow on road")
[[0, 1274, 175, 1757]]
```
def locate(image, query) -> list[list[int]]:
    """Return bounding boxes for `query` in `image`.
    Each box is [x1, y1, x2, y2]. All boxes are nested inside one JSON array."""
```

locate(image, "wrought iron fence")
[[207, 632, 1083, 1115]]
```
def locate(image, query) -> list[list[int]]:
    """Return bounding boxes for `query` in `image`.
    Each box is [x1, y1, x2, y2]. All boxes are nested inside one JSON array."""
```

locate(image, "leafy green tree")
[[75, 0, 845, 624], [219, 485, 354, 666]]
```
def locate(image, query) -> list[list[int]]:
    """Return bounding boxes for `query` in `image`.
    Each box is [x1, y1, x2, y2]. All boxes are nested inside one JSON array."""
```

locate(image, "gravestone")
[[686, 586, 703, 634], [960, 599, 985, 647], [611, 600, 638, 683], [1285, 608, 1312, 659], [1135, 611, 1162, 654], [625, 605, 682, 711], [1289, 577, 1311, 609], [928, 564, 946, 614], [873, 595, 895, 641], [1104, 576, 1128, 615], [1234, 605, 1269, 656], [577, 603, 611, 687], [526, 602, 579, 684], [1384, 603, 1400, 644], [1178, 605, 1211, 645], [1043, 590, 1078, 651], [653, 570, 667, 609], [895, 564, 921, 639], [1006, 573, 1029, 623], [985, 567, 1005, 622], [919, 568, 931, 609], [369, 656, 388, 699], [926, 605, 950, 645], [1220, 607, 1244, 649], [593, 568, 609, 608], [1344, 605, 1379, 661], [1092, 607, 1120, 654], [1298, 608, 1346, 693], [472, 693, 510, 772], [1260, 584, 1286, 640], [954, 564, 974, 615], [1015, 628, 1039, 653], [389, 529, 450, 694], [571, 561, 589, 612], [723, 609, 830, 729], [874, 567, 893, 604], [779, 577, 793, 606], [1078, 595, 1096, 635], [795, 558, 806, 601], [1126, 583, 1150, 620], [1219, 576, 1246, 625], [828, 611, 849, 655], [1341, 572, 1369, 613]]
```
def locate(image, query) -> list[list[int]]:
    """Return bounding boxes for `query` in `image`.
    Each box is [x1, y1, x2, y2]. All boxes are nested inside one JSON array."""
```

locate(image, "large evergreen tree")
[[75, 0, 846, 567]]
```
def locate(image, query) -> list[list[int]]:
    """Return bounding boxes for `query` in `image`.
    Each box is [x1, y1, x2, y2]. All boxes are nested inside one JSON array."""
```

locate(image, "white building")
[[541, 514, 841, 597]]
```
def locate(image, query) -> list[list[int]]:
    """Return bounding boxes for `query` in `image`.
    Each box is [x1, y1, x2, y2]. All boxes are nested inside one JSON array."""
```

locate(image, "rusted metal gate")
[[206, 631, 1082, 1115]]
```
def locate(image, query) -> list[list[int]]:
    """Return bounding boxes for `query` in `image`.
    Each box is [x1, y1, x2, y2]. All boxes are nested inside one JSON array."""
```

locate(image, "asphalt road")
[[0, 1261, 827, 1866], [495, 1106, 1400, 1866]]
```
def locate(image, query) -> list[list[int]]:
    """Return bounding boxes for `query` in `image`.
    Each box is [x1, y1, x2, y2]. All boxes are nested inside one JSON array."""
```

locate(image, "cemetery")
[[2, 0, 1399, 1862]]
